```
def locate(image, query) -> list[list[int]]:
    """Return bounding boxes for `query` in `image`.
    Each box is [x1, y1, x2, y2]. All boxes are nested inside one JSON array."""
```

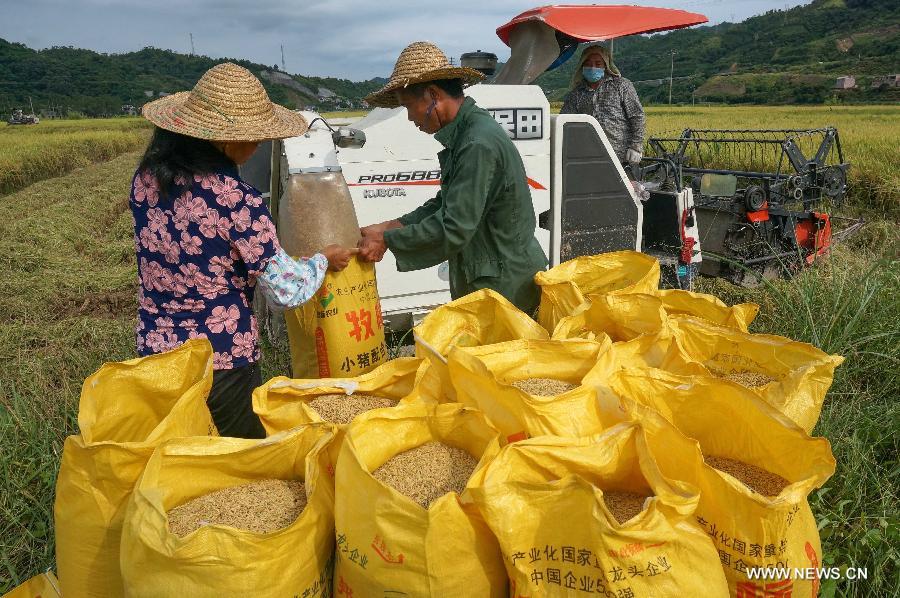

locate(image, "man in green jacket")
[[359, 41, 548, 315]]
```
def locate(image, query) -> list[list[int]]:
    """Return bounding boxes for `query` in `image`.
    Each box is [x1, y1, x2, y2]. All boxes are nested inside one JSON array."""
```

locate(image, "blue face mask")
[[583, 66, 605, 83]]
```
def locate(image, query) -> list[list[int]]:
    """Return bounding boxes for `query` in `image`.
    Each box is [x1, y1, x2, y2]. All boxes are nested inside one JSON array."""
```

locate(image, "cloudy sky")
[[3, 0, 811, 80]]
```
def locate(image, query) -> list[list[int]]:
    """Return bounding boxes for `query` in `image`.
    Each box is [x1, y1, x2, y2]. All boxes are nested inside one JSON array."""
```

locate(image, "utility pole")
[[668, 50, 677, 105], [281, 44, 286, 72], [190, 33, 195, 56]]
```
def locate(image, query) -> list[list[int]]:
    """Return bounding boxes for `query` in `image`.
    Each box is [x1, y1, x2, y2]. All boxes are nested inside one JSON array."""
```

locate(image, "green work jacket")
[[384, 97, 548, 314]]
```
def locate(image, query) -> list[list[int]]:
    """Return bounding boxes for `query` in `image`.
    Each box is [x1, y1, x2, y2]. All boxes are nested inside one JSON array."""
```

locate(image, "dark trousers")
[[209, 362, 266, 439]]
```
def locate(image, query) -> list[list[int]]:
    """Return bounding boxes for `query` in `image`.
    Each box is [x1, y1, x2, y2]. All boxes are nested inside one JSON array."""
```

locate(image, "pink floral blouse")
[[130, 166, 281, 369]]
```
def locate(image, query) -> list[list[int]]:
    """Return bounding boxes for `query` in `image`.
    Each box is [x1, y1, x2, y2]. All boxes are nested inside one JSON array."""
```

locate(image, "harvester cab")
[[252, 5, 713, 328]]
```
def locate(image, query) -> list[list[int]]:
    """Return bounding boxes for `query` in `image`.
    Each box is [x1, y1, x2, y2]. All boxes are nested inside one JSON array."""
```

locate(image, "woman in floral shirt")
[[134, 63, 354, 437]]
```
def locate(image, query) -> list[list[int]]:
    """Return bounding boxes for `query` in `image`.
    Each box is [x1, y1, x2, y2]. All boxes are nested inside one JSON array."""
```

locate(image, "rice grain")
[[307, 393, 397, 424], [373, 441, 478, 509], [167, 479, 307, 537], [718, 371, 777, 387], [705, 455, 790, 496], [510, 378, 578, 396], [602, 490, 650, 524]]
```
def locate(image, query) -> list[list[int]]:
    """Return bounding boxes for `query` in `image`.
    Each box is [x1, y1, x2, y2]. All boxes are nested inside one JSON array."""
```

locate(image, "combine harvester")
[[241, 5, 853, 329]]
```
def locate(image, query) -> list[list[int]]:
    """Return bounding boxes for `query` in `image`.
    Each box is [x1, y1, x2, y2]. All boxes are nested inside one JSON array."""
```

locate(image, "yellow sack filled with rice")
[[610, 369, 836, 597], [284, 257, 388, 379], [448, 338, 619, 444], [333, 403, 506, 597], [1, 573, 61, 598], [670, 316, 844, 433], [655, 289, 758, 332], [413, 289, 548, 402], [468, 422, 729, 597], [119, 424, 335, 598], [54, 339, 214, 598], [534, 251, 660, 332], [252, 356, 422, 434], [550, 293, 668, 342]]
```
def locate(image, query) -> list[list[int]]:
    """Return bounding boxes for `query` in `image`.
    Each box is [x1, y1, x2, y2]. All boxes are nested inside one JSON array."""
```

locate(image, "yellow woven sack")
[[550, 293, 668, 342], [534, 251, 660, 332], [610, 369, 836, 597], [285, 256, 387, 378], [670, 316, 845, 433], [582, 332, 707, 386], [54, 339, 214, 598], [468, 422, 729, 597], [655, 289, 758, 332], [333, 403, 506, 597], [119, 424, 335, 598], [448, 338, 619, 444], [252, 356, 422, 435], [1, 573, 61, 598], [414, 289, 548, 402]]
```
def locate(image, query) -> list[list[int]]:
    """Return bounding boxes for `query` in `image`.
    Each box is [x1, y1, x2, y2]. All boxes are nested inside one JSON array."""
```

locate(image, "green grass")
[[1, 107, 898, 595]]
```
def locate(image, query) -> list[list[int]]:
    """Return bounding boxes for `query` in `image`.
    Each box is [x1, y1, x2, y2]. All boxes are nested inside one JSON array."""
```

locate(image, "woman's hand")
[[322, 244, 358, 271]]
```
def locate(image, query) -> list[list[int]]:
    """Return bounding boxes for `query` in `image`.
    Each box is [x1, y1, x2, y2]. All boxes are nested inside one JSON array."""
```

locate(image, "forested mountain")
[[1, 0, 897, 116]]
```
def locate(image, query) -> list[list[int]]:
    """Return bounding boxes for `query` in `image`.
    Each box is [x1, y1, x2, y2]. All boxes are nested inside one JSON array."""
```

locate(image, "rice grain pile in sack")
[[252, 357, 421, 435], [468, 422, 729, 597], [54, 339, 215, 598], [413, 289, 548, 402], [119, 424, 335, 598], [550, 293, 668, 342], [609, 369, 836, 597], [534, 250, 660, 332], [448, 338, 618, 444], [655, 289, 758, 332], [670, 315, 844, 433], [284, 256, 388, 379], [333, 403, 506, 597]]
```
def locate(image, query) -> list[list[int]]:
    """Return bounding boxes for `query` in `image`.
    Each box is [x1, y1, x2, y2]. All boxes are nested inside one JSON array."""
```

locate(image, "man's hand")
[[322, 244, 358, 272], [357, 235, 387, 263], [360, 219, 402, 239], [626, 148, 643, 164]]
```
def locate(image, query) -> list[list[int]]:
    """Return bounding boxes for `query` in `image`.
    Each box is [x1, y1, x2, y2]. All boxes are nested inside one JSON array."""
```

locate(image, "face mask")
[[583, 66, 605, 83]]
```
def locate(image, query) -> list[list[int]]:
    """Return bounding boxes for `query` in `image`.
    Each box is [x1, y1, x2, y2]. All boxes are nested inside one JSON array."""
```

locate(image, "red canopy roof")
[[497, 5, 708, 46]]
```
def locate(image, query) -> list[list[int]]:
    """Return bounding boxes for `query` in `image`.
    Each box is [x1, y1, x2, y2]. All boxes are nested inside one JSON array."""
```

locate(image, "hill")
[[535, 0, 900, 104], [0, 41, 383, 117]]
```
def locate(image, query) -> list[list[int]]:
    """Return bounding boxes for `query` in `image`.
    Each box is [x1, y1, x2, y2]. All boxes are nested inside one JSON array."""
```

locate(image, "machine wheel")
[[822, 167, 846, 206]]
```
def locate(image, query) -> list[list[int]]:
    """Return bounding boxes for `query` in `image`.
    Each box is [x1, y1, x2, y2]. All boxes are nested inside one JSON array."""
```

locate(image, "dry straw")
[[365, 42, 485, 108], [142, 63, 309, 141]]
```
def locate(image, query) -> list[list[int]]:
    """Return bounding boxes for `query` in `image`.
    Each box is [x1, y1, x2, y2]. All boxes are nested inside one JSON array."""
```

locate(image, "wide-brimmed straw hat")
[[365, 41, 485, 108], [142, 62, 308, 141]]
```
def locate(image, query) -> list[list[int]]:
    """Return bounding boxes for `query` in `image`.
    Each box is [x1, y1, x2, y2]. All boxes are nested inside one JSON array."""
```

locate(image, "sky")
[[2, 0, 812, 81]]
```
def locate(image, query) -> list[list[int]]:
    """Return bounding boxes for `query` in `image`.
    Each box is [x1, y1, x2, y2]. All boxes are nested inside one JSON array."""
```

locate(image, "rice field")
[[0, 118, 151, 196], [0, 107, 897, 596]]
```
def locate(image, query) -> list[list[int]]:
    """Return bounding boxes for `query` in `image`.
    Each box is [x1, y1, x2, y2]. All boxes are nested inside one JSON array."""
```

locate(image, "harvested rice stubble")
[[167, 479, 307, 537], [718, 371, 777, 387], [511, 377, 578, 396], [705, 455, 791, 496], [307, 393, 397, 424], [372, 441, 479, 508], [602, 490, 650, 524]]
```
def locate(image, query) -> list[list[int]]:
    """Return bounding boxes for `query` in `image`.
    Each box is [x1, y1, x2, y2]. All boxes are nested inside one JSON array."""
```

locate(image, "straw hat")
[[365, 42, 485, 108], [142, 63, 308, 141]]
